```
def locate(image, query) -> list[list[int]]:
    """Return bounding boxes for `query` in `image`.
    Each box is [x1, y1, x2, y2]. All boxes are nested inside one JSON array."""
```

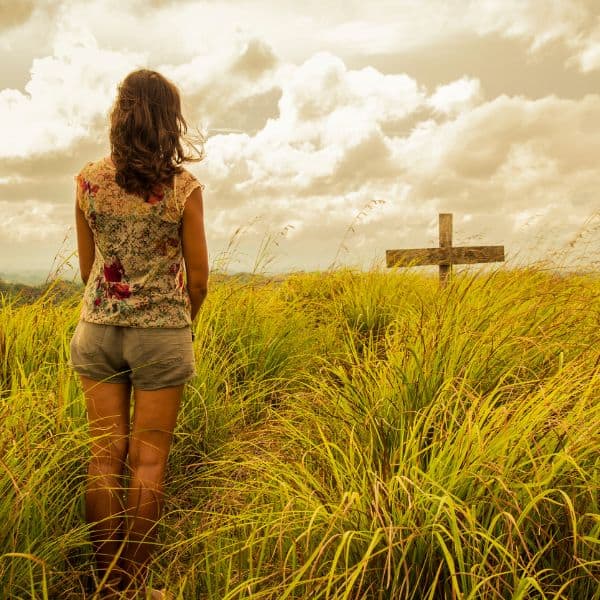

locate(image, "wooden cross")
[[386, 213, 505, 287]]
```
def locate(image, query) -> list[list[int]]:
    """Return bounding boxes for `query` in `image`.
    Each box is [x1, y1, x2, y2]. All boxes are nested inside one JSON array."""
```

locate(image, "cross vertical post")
[[439, 213, 452, 288]]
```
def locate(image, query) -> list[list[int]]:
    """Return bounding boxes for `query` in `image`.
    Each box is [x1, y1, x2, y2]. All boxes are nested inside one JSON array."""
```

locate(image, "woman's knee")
[[89, 436, 129, 471], [128, 463, 167, 496], [127, 440, 169, 486], [87, 455, 127, 481]]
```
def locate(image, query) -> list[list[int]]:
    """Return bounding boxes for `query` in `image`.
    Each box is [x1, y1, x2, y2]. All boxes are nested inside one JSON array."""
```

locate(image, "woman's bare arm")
[[181, 186, 209, 323], [75, 196, 95, 285]]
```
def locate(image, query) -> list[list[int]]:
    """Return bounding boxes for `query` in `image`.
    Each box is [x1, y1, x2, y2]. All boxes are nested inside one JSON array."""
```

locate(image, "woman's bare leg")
[[81, 375, 131, 596], [119, 383, 184, 594]]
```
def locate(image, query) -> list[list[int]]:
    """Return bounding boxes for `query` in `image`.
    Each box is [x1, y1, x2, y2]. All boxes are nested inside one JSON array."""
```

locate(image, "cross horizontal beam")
[[386, 245, 505, 268]]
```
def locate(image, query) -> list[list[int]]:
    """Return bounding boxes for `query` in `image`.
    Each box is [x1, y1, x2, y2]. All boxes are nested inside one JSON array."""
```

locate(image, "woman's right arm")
[[182, 186, 209, 323]]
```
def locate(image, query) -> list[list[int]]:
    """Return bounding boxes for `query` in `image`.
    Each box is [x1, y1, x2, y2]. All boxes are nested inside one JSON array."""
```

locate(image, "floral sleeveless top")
[[75, 156, 204, 328]]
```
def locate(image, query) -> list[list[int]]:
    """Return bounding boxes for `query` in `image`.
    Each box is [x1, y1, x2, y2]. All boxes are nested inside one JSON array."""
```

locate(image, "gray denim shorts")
[[69, 320, 196, 390]]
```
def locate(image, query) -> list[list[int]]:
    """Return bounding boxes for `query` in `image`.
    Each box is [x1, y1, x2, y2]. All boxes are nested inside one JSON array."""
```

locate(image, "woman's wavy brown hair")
[[109, 69, 204, 200]]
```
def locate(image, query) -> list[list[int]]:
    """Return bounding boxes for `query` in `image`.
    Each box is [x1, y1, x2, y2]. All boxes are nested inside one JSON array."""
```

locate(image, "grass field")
[[0, 266, 598, 599]]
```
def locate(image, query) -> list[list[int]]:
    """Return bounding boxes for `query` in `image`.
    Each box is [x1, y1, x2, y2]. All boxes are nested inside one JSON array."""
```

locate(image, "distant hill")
[[0, 271, 292, 307], [0, 277, 83, 306]]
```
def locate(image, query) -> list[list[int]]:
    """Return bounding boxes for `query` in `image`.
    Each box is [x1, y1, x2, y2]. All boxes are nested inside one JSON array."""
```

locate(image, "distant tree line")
[[0, 277, 83, 307]]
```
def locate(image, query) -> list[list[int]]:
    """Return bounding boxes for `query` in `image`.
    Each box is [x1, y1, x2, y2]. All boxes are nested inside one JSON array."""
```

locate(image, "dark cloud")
[[0, 135, 109, 181], [213, 87, 282, 133], [0, 0, 35, 31], [379, 105, 438, 137], [232, 38, 278, 77], [0, 177, 72, 205], [347, 32, 600, 100], [303, 131, 398, 197], [181, 39, 283, 134], [440, 94, 600, 180], [184, 82, 282, 135]]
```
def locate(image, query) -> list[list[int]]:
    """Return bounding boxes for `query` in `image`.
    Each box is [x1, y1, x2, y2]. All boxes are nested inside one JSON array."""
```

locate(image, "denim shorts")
[[69, 320, 196, 390]]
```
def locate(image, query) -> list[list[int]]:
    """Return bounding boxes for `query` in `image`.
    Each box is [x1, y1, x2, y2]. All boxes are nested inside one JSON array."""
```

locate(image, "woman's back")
[[76, 155, 204, 328]]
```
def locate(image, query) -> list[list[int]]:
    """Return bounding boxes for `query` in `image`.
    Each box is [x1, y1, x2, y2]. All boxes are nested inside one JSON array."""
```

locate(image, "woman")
[[69, 69, 209, 599]]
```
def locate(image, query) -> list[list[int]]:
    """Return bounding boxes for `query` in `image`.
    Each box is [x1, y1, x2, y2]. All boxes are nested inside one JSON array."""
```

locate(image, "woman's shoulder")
[[177, 166, 201, 184], [77, 156, 110, 179], [176, 167, 205, 200]]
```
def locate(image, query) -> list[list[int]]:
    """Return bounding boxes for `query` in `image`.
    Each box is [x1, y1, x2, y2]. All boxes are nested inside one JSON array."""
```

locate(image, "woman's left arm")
[[75, 192, 95, 285]]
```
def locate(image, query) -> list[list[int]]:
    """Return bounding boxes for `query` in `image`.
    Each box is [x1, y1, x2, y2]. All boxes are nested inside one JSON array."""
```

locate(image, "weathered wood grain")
[[386, 213, 505, 287], [386, 245, 505, 268], [439, 213, 452, 287]]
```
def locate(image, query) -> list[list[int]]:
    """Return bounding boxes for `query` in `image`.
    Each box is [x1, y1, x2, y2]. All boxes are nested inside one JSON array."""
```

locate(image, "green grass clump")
[[0, 268, 598, 599]]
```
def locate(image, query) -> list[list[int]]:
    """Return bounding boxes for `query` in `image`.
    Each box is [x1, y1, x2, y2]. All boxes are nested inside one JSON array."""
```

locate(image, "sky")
[[1, 0, 599, 281]]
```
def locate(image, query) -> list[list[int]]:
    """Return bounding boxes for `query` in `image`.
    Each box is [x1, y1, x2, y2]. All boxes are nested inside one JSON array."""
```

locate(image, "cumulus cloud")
[[199, 52, 427, 199], [160, 37, 282, 135], [1, 1, 599, 275], [427, 78, 483, 116], [0, 18, 145, 159]]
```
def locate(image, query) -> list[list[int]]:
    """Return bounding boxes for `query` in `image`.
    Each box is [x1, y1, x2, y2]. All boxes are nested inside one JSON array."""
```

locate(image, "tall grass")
[[0, 267, 598, 599]]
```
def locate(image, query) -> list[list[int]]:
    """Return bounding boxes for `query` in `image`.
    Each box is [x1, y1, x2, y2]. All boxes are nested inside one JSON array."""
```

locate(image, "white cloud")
[[427, 77, 483, 116], [197, 51, 426, 200], [576, 24, 600, 72], [0, 17, 145, 158], [470, 0, 586, 48]]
